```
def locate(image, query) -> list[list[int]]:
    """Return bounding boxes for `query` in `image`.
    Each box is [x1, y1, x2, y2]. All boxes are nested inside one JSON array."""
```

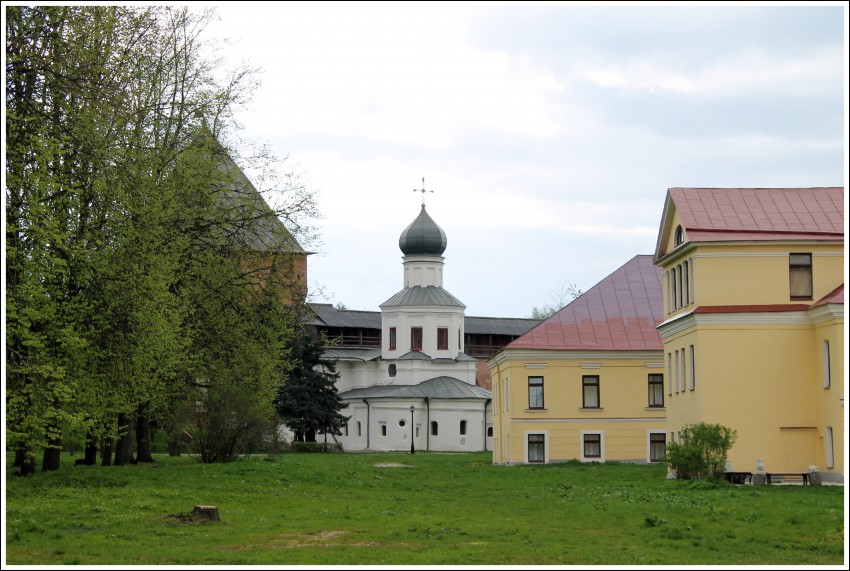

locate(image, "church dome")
[[399, 206, 447, 256]]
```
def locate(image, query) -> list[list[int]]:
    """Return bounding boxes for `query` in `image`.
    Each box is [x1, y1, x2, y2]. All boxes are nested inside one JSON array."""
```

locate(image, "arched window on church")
[[459, 420, 467, 435], [357, 421, 362, 437], [431, 421, 438, 436]]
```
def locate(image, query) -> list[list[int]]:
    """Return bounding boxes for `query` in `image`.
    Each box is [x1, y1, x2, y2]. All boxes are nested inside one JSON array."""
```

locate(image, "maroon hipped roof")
[[506, 255, 663, 351]]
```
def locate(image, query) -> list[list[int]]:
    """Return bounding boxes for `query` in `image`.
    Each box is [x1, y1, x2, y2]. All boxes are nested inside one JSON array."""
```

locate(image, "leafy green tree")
[[665, 422, 738, 480], [6, 5, 318, 472], [275, 332, 349, 443]]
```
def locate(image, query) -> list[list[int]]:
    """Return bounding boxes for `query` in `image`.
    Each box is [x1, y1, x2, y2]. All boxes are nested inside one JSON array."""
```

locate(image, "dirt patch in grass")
[[220, 530, 381, 550]]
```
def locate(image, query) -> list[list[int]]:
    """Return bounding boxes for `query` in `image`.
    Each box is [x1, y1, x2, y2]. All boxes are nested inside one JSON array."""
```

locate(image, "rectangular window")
[[649, 432, 666, 462], [689, 345, 696, 390], [672, 267, 679, 310], [789, 253, 813, 298], [823, 340, 831, 388], [583, 433, 601, 458], [648, 374, 664, 407], [683, 261, 689, 306], [459, 420, 467, 435], [667, 353, 673, 395], [528, 376, 544, 409], [437, 327, 448, 350], [677, 264, 683, 308], [666, 272, 672, 313], [826, 426, 834, 468], [389, 327, 396, 350], [411, 327, 423, 350], [679, 348, 686, 393], [582, 375, 600, 408], [430, 421, 438, 436], [528, 434, 545, 463], [674, 350, 680, 393]]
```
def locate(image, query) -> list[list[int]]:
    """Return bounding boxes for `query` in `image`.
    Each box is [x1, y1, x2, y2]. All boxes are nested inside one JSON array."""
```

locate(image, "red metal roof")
[[812, 284, 844, 307], [506, 255, 663, 351], [669, 187, 844, 241]]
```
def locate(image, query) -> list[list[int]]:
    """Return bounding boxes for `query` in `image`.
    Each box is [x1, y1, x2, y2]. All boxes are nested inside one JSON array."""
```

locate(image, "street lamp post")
[[409, 405, 415, 454]]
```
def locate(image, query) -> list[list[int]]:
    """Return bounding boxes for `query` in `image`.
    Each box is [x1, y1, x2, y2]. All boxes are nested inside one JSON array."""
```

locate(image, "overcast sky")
[[201, 2, 847, 318]]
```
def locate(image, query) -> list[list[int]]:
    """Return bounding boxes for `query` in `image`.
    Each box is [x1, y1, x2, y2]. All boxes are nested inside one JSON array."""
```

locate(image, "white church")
[[319, 203, 498, 452]]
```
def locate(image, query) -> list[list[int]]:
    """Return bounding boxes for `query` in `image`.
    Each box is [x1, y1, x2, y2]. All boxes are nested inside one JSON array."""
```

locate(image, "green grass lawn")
[[4, 452, 845, 565]]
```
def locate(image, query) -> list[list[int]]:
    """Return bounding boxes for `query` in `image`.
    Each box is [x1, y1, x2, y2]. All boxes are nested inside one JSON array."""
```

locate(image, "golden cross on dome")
[[413, 177, 434, 207]]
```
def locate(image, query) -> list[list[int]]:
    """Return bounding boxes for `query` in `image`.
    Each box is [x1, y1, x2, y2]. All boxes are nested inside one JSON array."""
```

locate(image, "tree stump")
[[193, 505, 220, 521]]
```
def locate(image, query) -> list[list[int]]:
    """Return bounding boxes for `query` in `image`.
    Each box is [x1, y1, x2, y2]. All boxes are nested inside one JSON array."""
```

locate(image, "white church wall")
[[334, 360, 382, 392], [335, 398, 493, 452]]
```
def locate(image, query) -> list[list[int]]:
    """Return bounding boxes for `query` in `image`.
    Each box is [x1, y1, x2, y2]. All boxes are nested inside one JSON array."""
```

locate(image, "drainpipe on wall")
[[483, 398, 491, 452], [424, 397, 430, 451], [362, 398, 370, 450]]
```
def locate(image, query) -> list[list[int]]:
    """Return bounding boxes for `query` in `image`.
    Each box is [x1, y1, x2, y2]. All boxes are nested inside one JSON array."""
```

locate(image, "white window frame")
[[825, 426, 834, 468], [647, 430, 667, 463], [823, 340, 831, 389], [524, 431, 548, 464], [580, 430, 605, 462]]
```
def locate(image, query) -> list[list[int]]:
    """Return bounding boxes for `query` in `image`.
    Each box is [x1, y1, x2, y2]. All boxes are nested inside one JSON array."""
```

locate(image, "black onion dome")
[[399, 206, 447, 255]]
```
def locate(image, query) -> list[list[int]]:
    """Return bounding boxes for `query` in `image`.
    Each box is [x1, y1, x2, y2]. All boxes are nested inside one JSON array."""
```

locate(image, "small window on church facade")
[[437, 327, 448, 350], [411, 327, 423, 350], [431, 421, 438, 436], [389, 327, 396, 350], [459, 420, 467, 435]]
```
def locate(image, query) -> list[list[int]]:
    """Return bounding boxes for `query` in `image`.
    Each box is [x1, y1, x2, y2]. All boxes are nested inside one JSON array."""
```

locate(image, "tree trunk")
[[42, 435, 62, 472], [114, 413, 134, 466], [168, 437, 181, 457], [101, 436, 113, 466], [135, 409, 154, 462], [84, 431, 98, 465], [13, 441, 26, 467], [14, 442, 36, 477]]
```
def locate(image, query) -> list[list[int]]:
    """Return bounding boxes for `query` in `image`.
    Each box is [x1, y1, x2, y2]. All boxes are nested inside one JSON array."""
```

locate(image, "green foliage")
[[5, 5, 319, 471], [275, 332, 350, 442], [289, 441, 343, 453], [665, 422, 738, 480]]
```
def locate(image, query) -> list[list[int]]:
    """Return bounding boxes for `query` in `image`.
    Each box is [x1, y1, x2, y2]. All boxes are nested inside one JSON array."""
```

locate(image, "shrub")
[[665, 422, 737, 480], [289, 441, 342, 453]]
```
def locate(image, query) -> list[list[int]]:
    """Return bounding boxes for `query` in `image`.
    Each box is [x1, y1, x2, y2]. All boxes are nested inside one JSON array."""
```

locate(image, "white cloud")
[[576, 46, 842, 96]]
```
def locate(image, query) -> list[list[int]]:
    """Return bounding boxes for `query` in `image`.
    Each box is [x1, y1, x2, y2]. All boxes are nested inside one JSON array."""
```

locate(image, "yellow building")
[[489, 255, 667, 465], [654, 187, 844, 482]]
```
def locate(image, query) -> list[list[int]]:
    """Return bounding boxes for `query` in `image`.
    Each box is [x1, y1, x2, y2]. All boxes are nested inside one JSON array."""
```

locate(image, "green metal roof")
[[380, 286, 466, 308], [338, 376, 491, 400], [398, 206, 447, 256], [322, 348, 382, 361]]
